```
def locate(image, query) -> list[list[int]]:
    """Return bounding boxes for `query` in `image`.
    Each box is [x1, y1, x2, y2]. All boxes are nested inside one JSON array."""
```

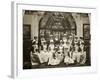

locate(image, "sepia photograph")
[[23, 10, 91, 69]]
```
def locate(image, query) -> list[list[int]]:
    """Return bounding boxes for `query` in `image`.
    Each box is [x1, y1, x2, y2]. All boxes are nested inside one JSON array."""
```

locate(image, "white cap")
[[50, 34, 53, 37], [69, 35, 73, 38], [60, 40, 63, 43], [64, 34, 67, 36], [50, 39, 54, 43], [32, 39, 36, 43]]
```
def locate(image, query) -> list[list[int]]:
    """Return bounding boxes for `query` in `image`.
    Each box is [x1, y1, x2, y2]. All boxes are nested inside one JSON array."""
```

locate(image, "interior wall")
[[72, 13, 90, 37], [31, 15, 39, 40], [23, 15, 32, 25], [23, 14, 41, 40]]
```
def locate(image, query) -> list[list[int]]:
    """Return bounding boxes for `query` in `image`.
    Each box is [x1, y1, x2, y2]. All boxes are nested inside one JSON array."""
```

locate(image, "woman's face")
[[64, 48, 68, 52], [60, 42, 63, 45]]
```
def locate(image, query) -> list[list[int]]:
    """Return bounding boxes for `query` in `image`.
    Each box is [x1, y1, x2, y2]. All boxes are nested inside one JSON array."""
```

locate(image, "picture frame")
[[11, 1, 97, 78], [83, 24, 90, 40]]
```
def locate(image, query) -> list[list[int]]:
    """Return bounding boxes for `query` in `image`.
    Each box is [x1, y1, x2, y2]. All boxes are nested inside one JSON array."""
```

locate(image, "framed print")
[[11, 1, 97, 78], [83, 24, 90, 40]]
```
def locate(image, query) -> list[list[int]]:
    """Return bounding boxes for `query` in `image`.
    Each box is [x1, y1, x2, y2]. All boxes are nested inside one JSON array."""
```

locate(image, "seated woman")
[[48, 50, 61, 66], [53, 43, 64, 65], [72, 43, 81, 64], [57, 51, 64, 64], [48, 41, 64, 66], [64, 47, 74, 65], [38, 40, 49, 64], [30, 49, 40, 68], [79, 43, 86, 64]]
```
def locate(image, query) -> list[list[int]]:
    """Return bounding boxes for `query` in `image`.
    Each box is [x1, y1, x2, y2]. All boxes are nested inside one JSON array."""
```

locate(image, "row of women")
[[30, 34, 86, 66]]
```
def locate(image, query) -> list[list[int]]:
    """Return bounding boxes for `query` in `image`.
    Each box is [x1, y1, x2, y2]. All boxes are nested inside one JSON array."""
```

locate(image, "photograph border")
[[11, 1, 97, 78]]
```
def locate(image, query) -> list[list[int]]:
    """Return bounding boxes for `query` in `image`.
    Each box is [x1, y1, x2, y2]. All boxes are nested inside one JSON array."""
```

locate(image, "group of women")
[[30, 34, 86, 67]]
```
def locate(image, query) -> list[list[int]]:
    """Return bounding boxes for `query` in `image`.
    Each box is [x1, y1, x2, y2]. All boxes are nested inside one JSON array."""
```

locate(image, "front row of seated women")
[[30, 37, 86, 66]]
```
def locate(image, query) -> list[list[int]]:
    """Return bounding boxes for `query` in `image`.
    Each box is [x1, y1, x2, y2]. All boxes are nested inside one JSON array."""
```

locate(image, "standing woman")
[[79, 43, 86, 64], [54, 33, 59, 45], [48, 39, 55, 65], [68, 35, 74, 58], [59, 40, 64, 53]]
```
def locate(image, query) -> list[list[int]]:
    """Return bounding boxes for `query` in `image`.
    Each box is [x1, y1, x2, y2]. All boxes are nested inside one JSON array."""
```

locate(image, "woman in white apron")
[[64, 49, 74, 65], [51, 43, 64, 65], [48, 39, 55, 65], [48, 39, 64, 66], [48, 50, 61, 66]]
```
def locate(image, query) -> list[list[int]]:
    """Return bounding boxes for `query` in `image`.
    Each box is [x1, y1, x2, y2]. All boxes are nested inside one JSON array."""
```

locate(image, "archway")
[[39, 11, 77, 41]]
